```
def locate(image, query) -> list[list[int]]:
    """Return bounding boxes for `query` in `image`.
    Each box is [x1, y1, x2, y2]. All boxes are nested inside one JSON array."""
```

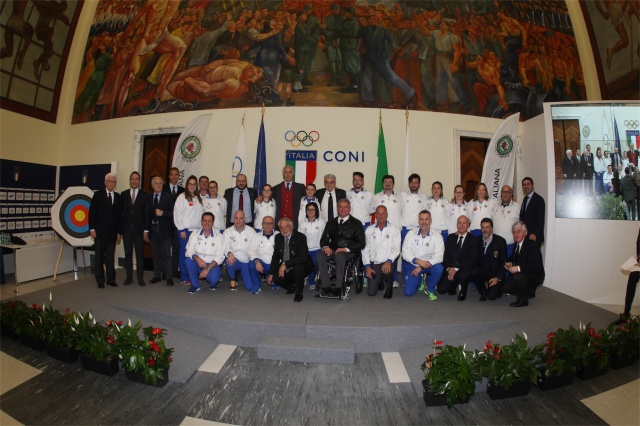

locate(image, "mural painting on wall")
[[580, 0, 639, 101], [72, 0, 585, 125], [0, 1, 83, 123]]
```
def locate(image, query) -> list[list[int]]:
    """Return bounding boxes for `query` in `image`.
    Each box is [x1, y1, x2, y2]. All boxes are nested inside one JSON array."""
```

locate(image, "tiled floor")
[[1, 271, 639, 425]]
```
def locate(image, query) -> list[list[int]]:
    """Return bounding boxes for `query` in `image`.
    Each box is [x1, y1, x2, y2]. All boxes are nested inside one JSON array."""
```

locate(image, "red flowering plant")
[[118, 323, 174, 385], [0, 299, 28, 336], [421, 339, 480, 408], [576, 322, 609, 370], [539, 325, 587, 376], [13, 301, 47, 339], [603, 316, 640, 360], [477, 333, 543, 390], [73, 311, 118, 361]]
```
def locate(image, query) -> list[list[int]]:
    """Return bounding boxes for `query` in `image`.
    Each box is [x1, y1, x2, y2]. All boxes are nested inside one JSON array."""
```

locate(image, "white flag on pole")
[[231, 119, 246, 187], [481, 113, 520, 201], [172, 114, 212, 186], [402, 119, 412, 193]]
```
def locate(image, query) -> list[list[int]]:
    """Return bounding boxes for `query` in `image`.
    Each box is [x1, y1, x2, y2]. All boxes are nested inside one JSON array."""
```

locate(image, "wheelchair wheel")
[[352, 256, 364, 295]]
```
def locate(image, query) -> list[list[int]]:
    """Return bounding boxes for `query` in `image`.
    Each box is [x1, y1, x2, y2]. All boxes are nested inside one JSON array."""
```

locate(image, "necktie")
[[172, 186, 176, 196], [514, 244, 520, 265], [455, 235, 463, 259], [154, 194, 159, 207], [521, 195, 529, 217], [339, 218, 344, 225], [283, 237, 290, 262], [286, 182, 290, 191], [328, 193, 334, 220], [238, 190, 244, 212], [108, 192, 112, 205], [131, 189, 135, 204]]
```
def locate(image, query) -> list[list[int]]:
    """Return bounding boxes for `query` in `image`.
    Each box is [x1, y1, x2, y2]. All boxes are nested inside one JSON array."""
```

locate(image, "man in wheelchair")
[[317, 198, 366, 297]]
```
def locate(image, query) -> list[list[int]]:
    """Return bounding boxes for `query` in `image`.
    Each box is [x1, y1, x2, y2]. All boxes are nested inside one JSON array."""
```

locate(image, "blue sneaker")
[[271, 285, 279, 290], [188, 286, 200, 294]]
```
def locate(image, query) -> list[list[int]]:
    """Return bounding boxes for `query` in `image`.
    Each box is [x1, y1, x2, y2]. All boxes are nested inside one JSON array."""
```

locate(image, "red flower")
[[484, 340, 492, 351], [107, 320, 113, 327], [116, 321, 123, 326], [146, 359, 156, 366], [496, 355, 501, 360], [152, 328, 163, 335], [64, 307, 71, 313], [588, 328, 596, 337], [547, 358, 552, 364], [168, 357, 173, 362], [32, 303, 39, 310], [7, 302, 14, 307], [547, 332, 555, 339]]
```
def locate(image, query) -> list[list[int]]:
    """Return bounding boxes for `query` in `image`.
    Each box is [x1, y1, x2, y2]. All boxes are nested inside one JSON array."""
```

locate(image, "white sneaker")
[[393, 281, 400, 288]]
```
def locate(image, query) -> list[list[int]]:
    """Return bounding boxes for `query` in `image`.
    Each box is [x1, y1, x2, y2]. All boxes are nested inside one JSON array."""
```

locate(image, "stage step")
[[257, 336, 355, 365]]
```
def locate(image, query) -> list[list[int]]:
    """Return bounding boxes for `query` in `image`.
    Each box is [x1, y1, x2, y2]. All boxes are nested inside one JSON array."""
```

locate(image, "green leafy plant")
[[540, 325, 588, 376], [604, 315, 640, 359], [73, 311, 118, 361], [119, 323, 174, 385], [13, 302, 46, 339], [479, 333, 543, 390], [1, 299, 28, 336], [578, 322, 609, 370], [421, 340, 479, 408]]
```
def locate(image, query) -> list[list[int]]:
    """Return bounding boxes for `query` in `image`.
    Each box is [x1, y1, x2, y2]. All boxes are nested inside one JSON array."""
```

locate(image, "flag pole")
[[405, 106, 409, 130], [262, 102, 265, 117]]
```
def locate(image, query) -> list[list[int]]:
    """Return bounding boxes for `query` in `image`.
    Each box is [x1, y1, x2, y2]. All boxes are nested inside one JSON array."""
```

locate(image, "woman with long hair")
[[173, 175, 204, 285], [298, 202, 325, 290], [469, 183, 494, 237], [254, 184, 276, 232]]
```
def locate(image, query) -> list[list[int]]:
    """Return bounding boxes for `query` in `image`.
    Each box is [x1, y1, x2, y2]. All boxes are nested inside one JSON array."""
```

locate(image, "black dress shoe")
[[479, 293, 487, 302], [123, 278, 133, 286], [166, 279, 174, 287], [321, 288, 333, 297], [150, 277, 161, 284], [107, 282, 118, 287], [286, 288, 294, 294], [457, 293, 466, 301], [510, 299, 529, 307], [378, 282, 385, 291], [293, 294, 303, 302], [528, 289, 536, 299], [138, 280, 146, 286], [383, 288, 393, 299], [98, 284, 105, 288], [332, 288, 342, 297], [448, 288, 456, 295]]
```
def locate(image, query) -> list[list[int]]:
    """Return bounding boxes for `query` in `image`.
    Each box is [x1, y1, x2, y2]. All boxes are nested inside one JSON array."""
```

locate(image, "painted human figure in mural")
[[0, 0, 34, 70], [594, 0, 630, 69], [32, 0, 71, 78], [468, 52, 509, 114]]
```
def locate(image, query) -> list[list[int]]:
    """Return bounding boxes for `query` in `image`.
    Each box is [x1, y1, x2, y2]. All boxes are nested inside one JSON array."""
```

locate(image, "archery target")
[[51, 186, 94, 246]]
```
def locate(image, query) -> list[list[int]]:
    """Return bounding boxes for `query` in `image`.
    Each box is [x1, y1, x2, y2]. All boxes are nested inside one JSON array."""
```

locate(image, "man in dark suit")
[[519, 177, 545, 246], [472, 218, 507, 301], [271, 165, 306, 229], [147, 176, 175, 286], [502, 221, 545, 307], [583, 145, 594, 194], [163, 167, 184, 278], [316, 174, 347, 222], [562, 149, 575, 193], [572, 148, 582, 182], [89, 173, 122, 288], [627, 142, 639, 167], [121, 172, 149, 286], [436, 215, 480, 301], [268, 217, 311, 302], [223, 173, 257, 228], [611, 147, 622, 170], [317, 198, 365, 296]]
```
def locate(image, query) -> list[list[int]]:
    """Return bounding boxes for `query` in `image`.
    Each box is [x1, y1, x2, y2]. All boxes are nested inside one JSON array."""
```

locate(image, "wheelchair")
[[313, 253, 364, 301]]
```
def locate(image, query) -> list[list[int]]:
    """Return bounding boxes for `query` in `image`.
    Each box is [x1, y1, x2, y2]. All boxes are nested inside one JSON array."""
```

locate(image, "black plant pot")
[[46, 344, 78, 364], [1, 323, 19, 340], [609, 352, 638, 370], [79, 354, 120, 376], [487, 379, 532, 400], [576, 361, 608, 380], [537, 369, 575, 391], [422, 380, 472, 407], [19, 334, 46, 350], [125, 368, 169, 388]]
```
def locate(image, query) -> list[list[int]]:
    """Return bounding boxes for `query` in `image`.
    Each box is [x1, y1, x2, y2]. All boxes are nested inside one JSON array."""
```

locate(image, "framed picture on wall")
[[0, 1, 84, 123]]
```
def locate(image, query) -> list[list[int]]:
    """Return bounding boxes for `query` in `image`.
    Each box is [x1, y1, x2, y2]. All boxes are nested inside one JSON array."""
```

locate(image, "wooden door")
[[460, 137, 490, 201], [552, 119, 580, 192]]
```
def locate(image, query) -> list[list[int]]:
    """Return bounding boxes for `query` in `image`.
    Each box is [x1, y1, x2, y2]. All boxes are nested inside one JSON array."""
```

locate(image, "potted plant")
[[118, 322, 174, 387], [421, 340, 479, 408], [537, 326, 583, 391], [479, 333, 543, 399], [575, 323, 609, 380], [1, 299, 27, 339], [14, 302, 47, 350], [44, 307, 79, 363], [73, 311, 120, 376], [605, 316, 639, 369]]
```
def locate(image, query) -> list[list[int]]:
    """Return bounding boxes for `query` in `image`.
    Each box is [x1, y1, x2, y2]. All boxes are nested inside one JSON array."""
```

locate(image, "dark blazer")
[[121, 188, 149, 233], [508, 238, 545, 283], [320, 215, 366, 252], [572, 155, 582, 177], [269, 231, 312, 273], [148, 191, 174, 240], [163, 183, 184, 200], [621, 173, 638, 202], [272, 181, 306, 224], [89, 189, 122, 241], [627, 149, 639, 167], [442, 233, 479, 271], [562, 156, 574, 178], [477, 233, 507, 281], [316, 188, 347, 204], [583, 152, 594, 176], [611, 152, 622, 170], [223, 186, 257, 227], [519, 192, 545, 244]]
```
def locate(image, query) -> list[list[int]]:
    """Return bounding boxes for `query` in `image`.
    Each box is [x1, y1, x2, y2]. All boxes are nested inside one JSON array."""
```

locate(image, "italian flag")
[[627, 130, 640, 149], [286, 159, 316, 186]]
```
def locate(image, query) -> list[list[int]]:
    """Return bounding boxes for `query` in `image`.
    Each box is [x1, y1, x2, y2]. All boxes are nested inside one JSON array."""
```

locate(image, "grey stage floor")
[[5, 269, 622, 393]]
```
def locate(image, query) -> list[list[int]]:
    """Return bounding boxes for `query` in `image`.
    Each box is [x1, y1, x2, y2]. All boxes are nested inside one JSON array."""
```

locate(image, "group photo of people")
[[89, 164, 546, 307]]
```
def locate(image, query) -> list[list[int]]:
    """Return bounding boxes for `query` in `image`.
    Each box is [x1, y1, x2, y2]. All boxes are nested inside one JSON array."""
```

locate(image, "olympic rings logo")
[[284, 130, 320, 147], [624, 120, 639, 129]]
